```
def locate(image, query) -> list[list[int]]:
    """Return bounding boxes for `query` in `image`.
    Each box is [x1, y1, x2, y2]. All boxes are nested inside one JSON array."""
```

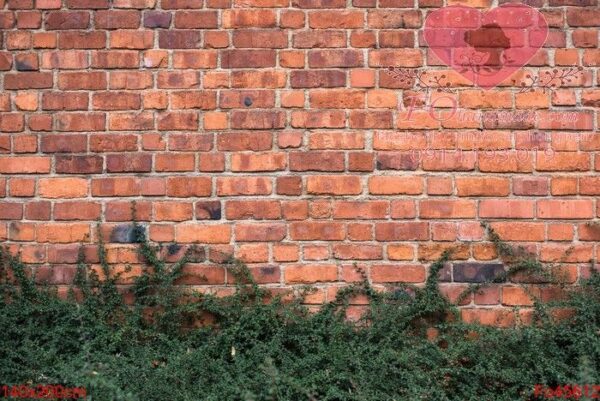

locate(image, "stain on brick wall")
[[0, 0, 598, 323]]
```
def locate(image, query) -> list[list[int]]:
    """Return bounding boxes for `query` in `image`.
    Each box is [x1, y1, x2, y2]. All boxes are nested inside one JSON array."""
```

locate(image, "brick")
[[54, 201, 101, 220], [373, 131, 427, 150], [293, 30, 346, 48], [456, 177, 509, 196], [92, 177, 140, 197], [537, 200, 594, 219], [291, 110, 345, 128], [108, 112, 154, 131], [276, 176, 302, 195], [217, 177, 272, 196], [113, 0, 156, 8], [332, 201, 387, 219], [110, 30, 153, 49], [222, 50, 276, 68], [175, 224, 231, 244], [502, 287, 537, 307], [309, 10, 363, 28], [235, 223, 286, 242], [93, 92, 140, 110], [144, 11, 171, 28], [513, 177, 548, 196], [157, 112, 198, 130], [41, 134, 87, 153], [171, 91, 217, 109], [489, 222, 545, 241], [350, 111, 393, 129], [231, 71, 285, 89], [479, 200, 535, 219], [231, 111, 285, 129], [289, 151, 344, 171], [290, 222, 344, 240], [39, 178, 87, 198], [222, 10, 276, 28], [154, 201, 193, 221], [58, 32, 105, 49], [67, 0, 109, 7], [273, 244, 299, 262], [24, 201, 51, 220], [0, 113, 25, 132], [217, 132, 272, 151], [174, 11, 218, 28], [536, 152, 590, 171], [419, 200, 476, 219], [453, 263, 505, 283], [199, 153, 225, 172], [91, 134, 137, 152], [95, 10, 140, 29], [91, 51, 139, 68], [278, 132, 302, 148], [225, 200, 280, 220], [106, 154, 152, 173], [375, 222, 428, 240], [333, 244, 382, 260], [371, 264, 425, 283], [309, 89, 365, 108], [169, 133, 212, 151], [567, 8, 600, 26], [111, 71, 153, 89], [58, 72, 106, 90], [45, 11, 89, 29], [42, 92, 88, 110], [307, 176, 362, 195], [369, 49, 422, 67], [0, 156, 50, 173], [461, 309, 515, 327], [368, 176, 422, 195], [308, 50, 363, 68], [0, 202, 23, 220], [195, 201, 221, 220], [166, 177, 211, 197], [4, 72, 52, 89], [231, 152, 286, 172], [290, 70, 346, 88], [233, 29, 287, 48], [285, 264, 337, 284], [159, 30, 201, 49]]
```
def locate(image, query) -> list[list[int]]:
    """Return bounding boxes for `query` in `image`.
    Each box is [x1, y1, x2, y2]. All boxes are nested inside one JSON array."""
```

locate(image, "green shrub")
[[0, 223, 598, 401]]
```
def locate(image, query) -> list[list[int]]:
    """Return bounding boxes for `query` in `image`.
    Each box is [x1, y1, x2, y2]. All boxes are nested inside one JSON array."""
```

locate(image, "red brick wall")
[[0, 0, 598, 323]]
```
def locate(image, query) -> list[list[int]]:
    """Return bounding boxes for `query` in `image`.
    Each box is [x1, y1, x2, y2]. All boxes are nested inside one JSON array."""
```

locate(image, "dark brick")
[[453, 263, 505, 283], [144, 11, 172, 28], [195, 201, 221, 220], [158, 30, 201, 49], [45, 11, 89, 30], [377, 152, 419, 171], [110, 224, 145, 243], [55, 155, 104, 174]]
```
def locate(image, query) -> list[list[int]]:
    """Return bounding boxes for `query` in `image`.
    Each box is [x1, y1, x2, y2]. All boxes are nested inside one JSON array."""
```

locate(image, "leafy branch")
[[386, 67, 455, 94], [513, 67, 584, 94]]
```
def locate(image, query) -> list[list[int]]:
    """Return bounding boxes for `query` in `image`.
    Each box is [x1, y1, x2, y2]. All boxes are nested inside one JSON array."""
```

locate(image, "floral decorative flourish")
[[513, 67, 584, 94], [386, 67, 455, 94]]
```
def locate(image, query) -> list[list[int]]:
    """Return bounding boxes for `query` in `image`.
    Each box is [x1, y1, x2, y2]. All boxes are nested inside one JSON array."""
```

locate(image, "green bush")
[[0, 223, 598, 401]]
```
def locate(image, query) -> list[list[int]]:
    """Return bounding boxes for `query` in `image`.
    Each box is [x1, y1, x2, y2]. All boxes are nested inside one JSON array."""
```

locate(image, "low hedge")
[[0, 223, 598, 401]]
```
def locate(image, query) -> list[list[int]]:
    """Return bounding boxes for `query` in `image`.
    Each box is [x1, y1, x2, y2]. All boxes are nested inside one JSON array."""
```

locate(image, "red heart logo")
[[423, 4, 548, 89]]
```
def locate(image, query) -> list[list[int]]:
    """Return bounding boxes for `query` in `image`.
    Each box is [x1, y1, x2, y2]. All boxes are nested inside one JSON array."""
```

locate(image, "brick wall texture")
[[0, 0, 599, 323]]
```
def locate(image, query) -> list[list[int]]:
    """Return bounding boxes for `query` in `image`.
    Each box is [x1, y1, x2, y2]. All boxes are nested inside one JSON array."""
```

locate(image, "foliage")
[[0, 223, 598, 401]]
